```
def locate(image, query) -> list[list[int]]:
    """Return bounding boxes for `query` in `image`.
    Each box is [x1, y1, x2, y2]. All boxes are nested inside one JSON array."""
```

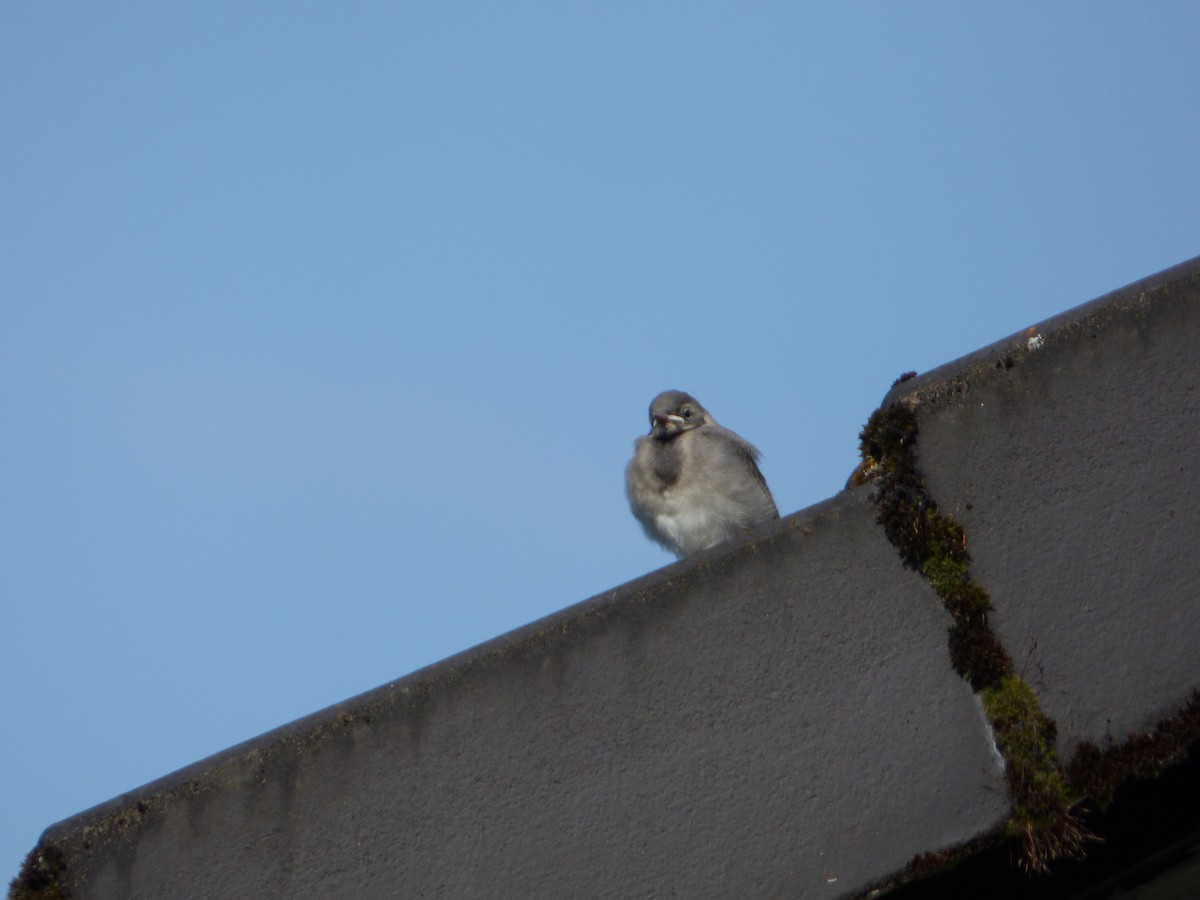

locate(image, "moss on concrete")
[[858, 394, 1200, 882], [857, 401, 1076, 872], [981, 675, 1090, 870], [849, 832, 1003, 899], [1066, 690, 1200, 809], [7, 843, 69, 900]]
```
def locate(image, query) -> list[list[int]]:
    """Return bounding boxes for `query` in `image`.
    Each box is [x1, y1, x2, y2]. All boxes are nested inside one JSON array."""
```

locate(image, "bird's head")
[[648, 390, 710, 438]]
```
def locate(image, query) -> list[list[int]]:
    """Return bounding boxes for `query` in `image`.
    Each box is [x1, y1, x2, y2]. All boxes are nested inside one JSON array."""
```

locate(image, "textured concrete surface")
[[887, 255, 1200, 755], [40, 492, 1006, 899], [27, 254, 1200, 899]]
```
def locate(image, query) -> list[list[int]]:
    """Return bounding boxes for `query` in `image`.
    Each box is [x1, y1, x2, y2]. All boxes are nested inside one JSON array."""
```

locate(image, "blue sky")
[[3, 2, 1198, 879]]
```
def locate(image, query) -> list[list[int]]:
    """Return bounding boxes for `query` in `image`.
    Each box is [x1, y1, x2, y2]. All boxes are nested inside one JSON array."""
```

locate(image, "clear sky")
[[3, 2, 1198, 879]]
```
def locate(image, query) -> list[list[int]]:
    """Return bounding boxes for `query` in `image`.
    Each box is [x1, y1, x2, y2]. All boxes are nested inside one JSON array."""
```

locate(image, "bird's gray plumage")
[[625, 390, 779, 557]]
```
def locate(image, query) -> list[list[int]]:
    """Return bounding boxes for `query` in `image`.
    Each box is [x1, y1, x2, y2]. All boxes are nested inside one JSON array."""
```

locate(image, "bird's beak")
[[653, 413, 685, 427], [651, 412, 686, 435]]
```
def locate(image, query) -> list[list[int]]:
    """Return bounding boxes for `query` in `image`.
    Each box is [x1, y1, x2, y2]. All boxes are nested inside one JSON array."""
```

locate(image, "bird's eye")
[[682, 409, 692, 418]]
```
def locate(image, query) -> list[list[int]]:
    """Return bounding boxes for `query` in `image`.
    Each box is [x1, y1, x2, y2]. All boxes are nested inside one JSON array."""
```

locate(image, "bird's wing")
[[708, 425, 771, 492]]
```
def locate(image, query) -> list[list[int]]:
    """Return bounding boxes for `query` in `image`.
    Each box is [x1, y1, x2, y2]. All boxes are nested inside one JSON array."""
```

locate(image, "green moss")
[[849, 831, 1003, 898], [858, 403, 919, 472], [1067, 690, 1200, 809], [948, 619, 1011, 691], [939, 580, 992, 620], [981, 677, 1088, 872], [7, 844, 69, 900], [982, 677, 1063, 811], [858, 401, 1080, 871], [920, 553, 968, 596], [859, 403, 1011, 689]]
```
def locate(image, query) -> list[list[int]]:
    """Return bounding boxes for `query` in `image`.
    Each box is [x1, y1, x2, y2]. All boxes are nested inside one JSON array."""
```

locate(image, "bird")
[[625, 390, 779, 558]]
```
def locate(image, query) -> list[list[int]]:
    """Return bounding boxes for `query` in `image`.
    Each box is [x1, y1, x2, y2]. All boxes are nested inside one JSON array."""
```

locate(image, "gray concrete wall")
[[27, 255, 1200, 899], [885, 256, 1200, 756]]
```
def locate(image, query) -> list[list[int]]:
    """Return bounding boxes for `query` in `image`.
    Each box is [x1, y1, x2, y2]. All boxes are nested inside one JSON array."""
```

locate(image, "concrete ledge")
[[888, 254, 1200, 755], [39, 492, 1006, 899]]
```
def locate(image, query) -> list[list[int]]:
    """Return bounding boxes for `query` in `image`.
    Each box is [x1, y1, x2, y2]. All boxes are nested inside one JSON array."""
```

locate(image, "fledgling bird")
[[625, 390, 779, 558]]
